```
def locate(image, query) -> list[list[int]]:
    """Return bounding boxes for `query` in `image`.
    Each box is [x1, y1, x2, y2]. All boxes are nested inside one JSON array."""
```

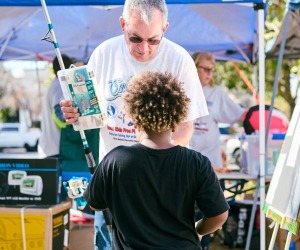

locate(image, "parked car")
[[0, 123, 41, 151]]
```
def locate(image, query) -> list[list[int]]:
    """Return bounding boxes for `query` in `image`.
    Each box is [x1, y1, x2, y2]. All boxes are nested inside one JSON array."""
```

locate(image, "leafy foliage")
[[214, 1, 299, 119]]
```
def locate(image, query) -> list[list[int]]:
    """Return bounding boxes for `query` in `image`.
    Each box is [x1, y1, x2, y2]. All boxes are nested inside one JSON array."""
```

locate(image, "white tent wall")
[[0, 0, 268, 249]]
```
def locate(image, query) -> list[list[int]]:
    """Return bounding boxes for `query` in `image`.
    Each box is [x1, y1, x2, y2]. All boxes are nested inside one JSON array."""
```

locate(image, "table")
[[217, 171, 271, 181]]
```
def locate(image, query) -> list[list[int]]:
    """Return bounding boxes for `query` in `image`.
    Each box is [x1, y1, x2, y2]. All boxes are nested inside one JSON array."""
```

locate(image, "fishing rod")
[[40, 0, 111, 228], [40, 0, 97, 174]]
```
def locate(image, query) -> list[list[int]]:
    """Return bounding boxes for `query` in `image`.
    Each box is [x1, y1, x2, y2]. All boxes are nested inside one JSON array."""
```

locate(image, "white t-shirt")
[[88, 35, 208, 160], [38, 78, 63, 158], [190, 85, 245, 168]]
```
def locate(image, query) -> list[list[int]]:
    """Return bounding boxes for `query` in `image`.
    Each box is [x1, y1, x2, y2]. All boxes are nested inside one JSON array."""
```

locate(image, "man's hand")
[[60, 100, 80, 124]]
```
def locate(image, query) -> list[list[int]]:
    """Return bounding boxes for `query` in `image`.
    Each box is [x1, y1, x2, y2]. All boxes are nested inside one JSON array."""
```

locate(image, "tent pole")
[[258, 7, 266, 250], [265, 9, 291, 141], [0, 30, 14, 58], [0, 9, 40, 59], [228, 35, 251, 64]]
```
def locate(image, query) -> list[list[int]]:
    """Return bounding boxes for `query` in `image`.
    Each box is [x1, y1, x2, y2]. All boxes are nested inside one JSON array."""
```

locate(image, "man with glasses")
[[60, 0, 208, 249]]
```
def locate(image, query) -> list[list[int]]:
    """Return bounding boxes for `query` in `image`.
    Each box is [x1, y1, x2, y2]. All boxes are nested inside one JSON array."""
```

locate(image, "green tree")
[[215, 1, 299, 119], [265, 0, 299, 118]]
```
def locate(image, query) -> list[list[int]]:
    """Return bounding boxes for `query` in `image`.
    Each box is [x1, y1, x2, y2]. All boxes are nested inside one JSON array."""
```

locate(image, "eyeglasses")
[[197, 65, 215, 74], [126, 30, 163, 45]]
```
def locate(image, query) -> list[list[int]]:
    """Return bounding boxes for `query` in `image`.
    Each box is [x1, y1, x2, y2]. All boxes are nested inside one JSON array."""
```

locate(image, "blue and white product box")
[[57, 65, 108, 131], [0, 158, 61, 205]]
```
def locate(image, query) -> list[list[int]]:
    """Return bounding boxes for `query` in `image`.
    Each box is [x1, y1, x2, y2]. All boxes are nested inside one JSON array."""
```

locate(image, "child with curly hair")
[[84, 71, 229, 250]]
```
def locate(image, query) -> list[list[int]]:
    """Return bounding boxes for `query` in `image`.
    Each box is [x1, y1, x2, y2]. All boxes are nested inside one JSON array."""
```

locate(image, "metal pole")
[[245, 184, 259, 250], [265, 9, 290, 142], [258, 7, 266, 250]]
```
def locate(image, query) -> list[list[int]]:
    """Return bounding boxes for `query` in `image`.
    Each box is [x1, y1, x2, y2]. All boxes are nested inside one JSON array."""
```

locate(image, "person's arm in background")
[[52, 103, 67, 128], [214, 108, 248, 173], [195, 211, 228, 236], [240, 109, 248, 123], [172, 120, 194, 147]]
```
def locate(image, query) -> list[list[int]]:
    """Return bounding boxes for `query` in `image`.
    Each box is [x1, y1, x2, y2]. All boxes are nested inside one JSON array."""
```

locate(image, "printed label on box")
[[0, 158, 60, 205]]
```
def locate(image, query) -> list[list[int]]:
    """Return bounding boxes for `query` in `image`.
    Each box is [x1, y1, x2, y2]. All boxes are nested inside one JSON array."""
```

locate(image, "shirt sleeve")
[[83, 160, 108, 210], [195, 155, 229, 217], [214, 86, 245, 124]]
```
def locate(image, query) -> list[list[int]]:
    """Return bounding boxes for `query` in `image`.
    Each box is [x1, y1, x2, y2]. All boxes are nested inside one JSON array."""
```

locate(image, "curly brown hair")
[[122, 71, 190, 132]]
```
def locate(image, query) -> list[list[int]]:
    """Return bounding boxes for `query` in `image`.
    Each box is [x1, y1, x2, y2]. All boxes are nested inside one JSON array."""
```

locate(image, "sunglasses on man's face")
[[127, 31, 163, 45]]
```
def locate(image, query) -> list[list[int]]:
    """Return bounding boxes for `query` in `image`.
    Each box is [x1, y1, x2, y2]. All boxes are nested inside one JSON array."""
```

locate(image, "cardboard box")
[[0, 202, 71, 250], [0, 158, 61, 205], [70, 223, 94, 250], [277, 229, 300, 250]]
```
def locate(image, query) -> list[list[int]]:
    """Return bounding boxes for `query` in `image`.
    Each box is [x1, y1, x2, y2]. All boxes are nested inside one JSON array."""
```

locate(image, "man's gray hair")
[[123, 0, 168, 27]]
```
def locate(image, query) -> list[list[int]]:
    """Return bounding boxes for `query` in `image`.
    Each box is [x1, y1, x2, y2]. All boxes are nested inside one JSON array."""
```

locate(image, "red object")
[[70, 215, 94, 224], [70, 209, 94, 224], [243, 105, 289, 134]]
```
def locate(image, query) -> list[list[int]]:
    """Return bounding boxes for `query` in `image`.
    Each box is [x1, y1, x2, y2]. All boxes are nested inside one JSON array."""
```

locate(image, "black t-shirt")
[[84, 144, 229, 249]]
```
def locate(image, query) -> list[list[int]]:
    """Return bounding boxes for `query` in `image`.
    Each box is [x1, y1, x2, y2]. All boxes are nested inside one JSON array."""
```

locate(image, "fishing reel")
[[63, 176, 89, 210]]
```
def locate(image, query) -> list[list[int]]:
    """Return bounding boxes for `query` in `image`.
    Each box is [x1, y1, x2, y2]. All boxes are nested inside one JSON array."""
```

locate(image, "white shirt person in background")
[[190, 52, 246, 171]]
